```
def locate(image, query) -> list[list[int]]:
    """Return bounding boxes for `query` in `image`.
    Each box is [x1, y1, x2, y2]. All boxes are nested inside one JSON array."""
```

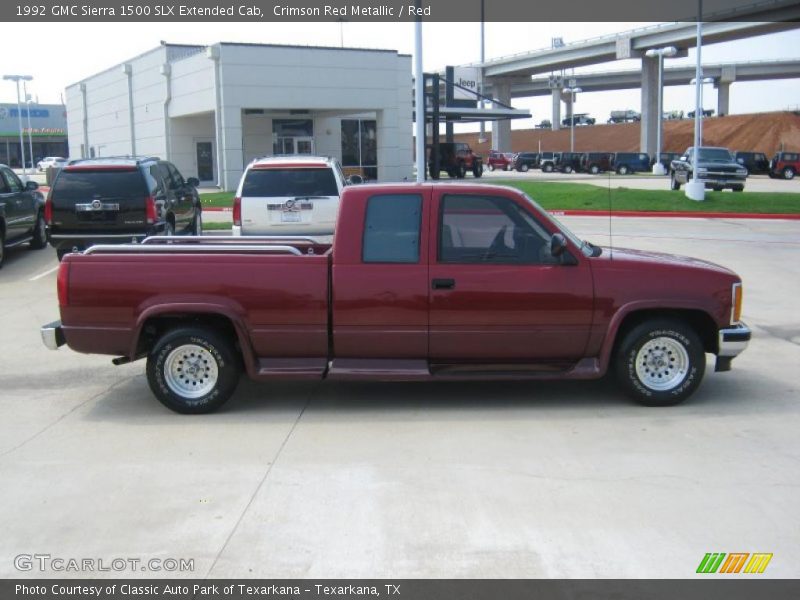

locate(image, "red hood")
[[597, 246, 737, 277]]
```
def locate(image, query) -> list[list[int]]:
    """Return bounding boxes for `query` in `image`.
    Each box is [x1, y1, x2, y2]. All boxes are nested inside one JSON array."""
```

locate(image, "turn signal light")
[[732, 283, 743, 324], [233, 196, 242, 226], [145, 196, 157, 225]]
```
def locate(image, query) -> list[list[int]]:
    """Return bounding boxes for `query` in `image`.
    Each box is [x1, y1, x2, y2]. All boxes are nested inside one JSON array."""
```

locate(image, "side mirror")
[[346, 175, 363, 185], [550, 232, 568, 257], [25, 180, 39, 191], [186, 177, 200, 187]]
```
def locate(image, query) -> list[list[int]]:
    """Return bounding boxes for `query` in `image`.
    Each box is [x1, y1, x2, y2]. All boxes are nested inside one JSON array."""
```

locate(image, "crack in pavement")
[[0, 374, 140, 460], [203, 382, 319, 579]]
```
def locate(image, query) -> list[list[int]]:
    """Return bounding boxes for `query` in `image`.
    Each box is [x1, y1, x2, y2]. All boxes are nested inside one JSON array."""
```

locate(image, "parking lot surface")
[[0, 216, 798, 579]]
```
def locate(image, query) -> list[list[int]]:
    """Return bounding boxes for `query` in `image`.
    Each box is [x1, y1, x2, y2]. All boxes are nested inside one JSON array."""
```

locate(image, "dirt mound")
[[454, 111, 800, 156]]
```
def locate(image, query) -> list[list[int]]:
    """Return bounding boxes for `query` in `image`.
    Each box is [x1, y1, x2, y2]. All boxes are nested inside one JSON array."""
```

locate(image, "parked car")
[[562, 114, 596, 127], [47, 156, 201, 260], [538, 152, 560, 173], [664, 110, 684, 120], [669, 147, 748, 192], [535, 119, 552, 129], [612, 152, 651, 175], [767, 151, 799, 180], [514, 152, 539, 172], [487, 151, 516, 171], [607, 110, 640, 124], [651, 152, 681, 172], [0, 164, 47, 267], [42, 182, 751, 414], [37, 157, 68, 172], [733, 152, 770, 176], [428, 142, 483, 179], [557, 152, 583, 173], [233, 156, 348, 237], [581, 152, 614, 174], [687, 109, 715, 118]]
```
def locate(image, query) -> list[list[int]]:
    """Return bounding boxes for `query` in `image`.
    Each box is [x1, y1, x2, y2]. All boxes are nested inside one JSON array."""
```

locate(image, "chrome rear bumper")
[[41, 320, 65, 350]]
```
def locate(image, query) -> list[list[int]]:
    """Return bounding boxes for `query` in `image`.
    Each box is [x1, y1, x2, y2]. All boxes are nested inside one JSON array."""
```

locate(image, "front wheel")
[[146, 327, 241, 414], [456, 163, 467, 179], [542, 164, 553, 173], [615, 319, 705, 406], [30, 212, 48, 249], [670, 172, 681, 190], [192, 211, 203, 236], [784, 167, 796, 180], [590, 165, 600, 175], [563, 165, 573, 174], [618, 165, 629, 175], [473, 164, 482, 178], [520, 164, 530, 172]]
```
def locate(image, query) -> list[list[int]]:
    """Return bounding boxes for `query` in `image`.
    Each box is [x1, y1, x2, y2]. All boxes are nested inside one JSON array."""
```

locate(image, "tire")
[[590, 165, 600, 175], [563, 165, 573, 174], [29, 211, 47, 249], [542, 164, 553, 173], [670, 172, 680, 190], [488, 164, 495, 172], [504, 165, 510, 171], [712, 187, 723, 192], [446, 168, 457, 179], [192, 211, 203, 236], [473, 164, 482, 178], [520, 164, 530, 173], [56, 248, 71, 261], [784, 167, 796, 180], [163, 220, 175, 237], [618, 165, 629, 175], [146, 326, 241, 414], [456, 163, 467, 179], [733, 186, 744, 193], [615, 319, 705, 407], [0, 229, 5, 269]]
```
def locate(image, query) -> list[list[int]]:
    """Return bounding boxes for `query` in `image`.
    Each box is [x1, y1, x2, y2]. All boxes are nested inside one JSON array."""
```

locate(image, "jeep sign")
[[452, 67, 482, 101]]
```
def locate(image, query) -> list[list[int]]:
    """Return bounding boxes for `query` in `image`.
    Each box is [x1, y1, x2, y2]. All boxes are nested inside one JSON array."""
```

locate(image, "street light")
[[645, 46, 677, 175], [24, 83, 35, 174], [563, 86, 582, 153], [3, 74, 33, 177], [685, 8, 705, 202]]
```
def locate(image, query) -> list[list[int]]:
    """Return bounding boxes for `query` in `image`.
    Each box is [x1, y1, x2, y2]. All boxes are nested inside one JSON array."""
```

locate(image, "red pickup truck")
[[41, 183, 750, 414]]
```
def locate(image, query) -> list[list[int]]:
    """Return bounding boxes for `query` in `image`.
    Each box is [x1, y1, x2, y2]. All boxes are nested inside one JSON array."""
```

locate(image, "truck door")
[[0, 167, 33, 242], [428, 189, 594, 362], [331, 189, 430, 360]]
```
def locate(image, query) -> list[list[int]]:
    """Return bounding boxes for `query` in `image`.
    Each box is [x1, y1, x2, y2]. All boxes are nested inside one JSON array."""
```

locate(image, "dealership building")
[[65, 42, 413, 189], [0, 103, 68, 168]]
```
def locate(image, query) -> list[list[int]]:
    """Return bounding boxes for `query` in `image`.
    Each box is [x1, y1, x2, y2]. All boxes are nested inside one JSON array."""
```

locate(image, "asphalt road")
[[0, 216, 798, 579]]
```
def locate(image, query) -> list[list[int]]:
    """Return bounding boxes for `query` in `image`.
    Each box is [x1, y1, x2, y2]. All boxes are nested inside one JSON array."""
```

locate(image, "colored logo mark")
[[697, 552, 773, 574]]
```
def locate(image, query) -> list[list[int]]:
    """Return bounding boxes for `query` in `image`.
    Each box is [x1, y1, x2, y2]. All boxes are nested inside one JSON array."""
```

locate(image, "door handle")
[[432, 278, 455, 290]]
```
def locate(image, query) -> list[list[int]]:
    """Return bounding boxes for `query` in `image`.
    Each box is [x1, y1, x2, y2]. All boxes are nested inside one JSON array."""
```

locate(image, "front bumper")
[[698, 175, 747, 188], [41, 320, 65, 351], [715, 322, 751, 372]]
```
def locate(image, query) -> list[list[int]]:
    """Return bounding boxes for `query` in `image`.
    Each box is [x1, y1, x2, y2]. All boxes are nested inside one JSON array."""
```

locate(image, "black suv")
[[734, 151, 770, 176], [514, 152, 539, 172], [47, 157, 201, 259], [581, 152, 614, 174], [557, 152, 583, 173], [0, 164, 47, 267], [612, 152, 651, 175]]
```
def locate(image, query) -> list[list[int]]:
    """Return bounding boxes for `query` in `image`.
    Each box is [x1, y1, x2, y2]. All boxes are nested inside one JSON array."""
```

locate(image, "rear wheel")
[[192, 211, 203, 236], [146, 326, 241, 414], [520, 164, 530, 173], [784, 167, 796, 180], [615, 319, 705, 406], [473, 164, 482, 178], [618, 165, 629, 175], [542, 163, 553, 173], [563, 165, 573, 174], [30, 212, 47, 249], [590, 165, 600, 174], [456, 163, 467, 179]]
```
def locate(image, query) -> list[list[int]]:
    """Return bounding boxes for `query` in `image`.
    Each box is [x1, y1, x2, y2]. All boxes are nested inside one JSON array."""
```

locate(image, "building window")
[[362, 194, 422, 264], [272, 119, 313, 155], [341, 119, 377, 180]]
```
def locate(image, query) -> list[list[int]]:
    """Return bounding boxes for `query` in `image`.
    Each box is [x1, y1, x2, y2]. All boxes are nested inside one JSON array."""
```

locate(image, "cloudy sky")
[[2, 21, 798, 130]]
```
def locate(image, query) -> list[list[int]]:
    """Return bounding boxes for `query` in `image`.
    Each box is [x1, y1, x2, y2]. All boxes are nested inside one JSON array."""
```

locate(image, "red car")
[[768, 151, 799, 180], [487, 151, 516, 171], [42, 183, 750, 413]]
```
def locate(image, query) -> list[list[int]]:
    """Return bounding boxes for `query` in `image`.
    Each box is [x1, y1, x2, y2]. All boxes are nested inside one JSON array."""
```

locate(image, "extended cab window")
[[439, 194, 553, 265], [362, 194, 422, 263]]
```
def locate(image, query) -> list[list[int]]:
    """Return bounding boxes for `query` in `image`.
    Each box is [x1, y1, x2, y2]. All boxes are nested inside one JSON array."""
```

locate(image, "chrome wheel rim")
[[635, 337, 690, 391], [164, 344, 219, 399]]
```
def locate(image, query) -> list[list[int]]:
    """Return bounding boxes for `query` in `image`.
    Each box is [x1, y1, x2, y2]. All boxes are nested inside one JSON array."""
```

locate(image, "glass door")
[[295, 137, 314, 155]]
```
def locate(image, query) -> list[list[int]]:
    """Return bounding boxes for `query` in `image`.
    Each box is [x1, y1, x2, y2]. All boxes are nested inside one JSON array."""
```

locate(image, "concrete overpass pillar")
[[551, 88, 561, 131], [491, 81, 512, 152], [716, 82, 730, 117], [640, 55, 659, 157]]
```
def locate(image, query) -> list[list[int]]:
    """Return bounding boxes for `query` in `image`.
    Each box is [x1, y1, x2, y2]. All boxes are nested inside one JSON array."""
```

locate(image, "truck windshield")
[[243, 168, 338, 197], [698, 148, 734, 162]]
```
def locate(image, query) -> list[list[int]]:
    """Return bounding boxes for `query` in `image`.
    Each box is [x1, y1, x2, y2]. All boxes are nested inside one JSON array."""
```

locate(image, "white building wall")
[[170, 113, 215, 184]]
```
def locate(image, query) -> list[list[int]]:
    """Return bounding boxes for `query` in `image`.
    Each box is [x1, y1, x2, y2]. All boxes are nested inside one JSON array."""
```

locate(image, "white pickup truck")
[[233, 156, 354, 236]]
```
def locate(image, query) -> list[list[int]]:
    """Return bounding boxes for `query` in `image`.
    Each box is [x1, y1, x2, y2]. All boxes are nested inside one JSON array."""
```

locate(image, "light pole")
[[24, 82, 35, 172], [3, 74, 33, 176], [685, 1, 705, 201], [645, 46, 677, 175], [563, 86, 582, 153]]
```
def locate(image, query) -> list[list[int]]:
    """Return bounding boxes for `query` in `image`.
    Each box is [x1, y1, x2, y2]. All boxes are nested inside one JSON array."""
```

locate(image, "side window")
[[158, 163, 178, 190], [146, 165, 167, 196], [1, 168, 23, 193], [439, 194, 554, 265], [362, 194, 422, 264], [166, 163, 184, 188]]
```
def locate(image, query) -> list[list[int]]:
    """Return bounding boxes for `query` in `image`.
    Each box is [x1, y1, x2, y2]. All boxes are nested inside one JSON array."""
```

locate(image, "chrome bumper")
[[718, 322, 751, 358], [41, 320, 65, 351]]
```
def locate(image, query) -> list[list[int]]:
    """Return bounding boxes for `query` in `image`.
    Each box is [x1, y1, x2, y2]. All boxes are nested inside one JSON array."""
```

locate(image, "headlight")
[[731, 282, 743, 324]]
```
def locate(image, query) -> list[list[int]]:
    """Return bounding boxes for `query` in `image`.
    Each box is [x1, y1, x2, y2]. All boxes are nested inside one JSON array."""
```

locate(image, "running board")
[[6, 235, 33, 248], [255, 357, 327, 380], [327, 359, 430, 380]]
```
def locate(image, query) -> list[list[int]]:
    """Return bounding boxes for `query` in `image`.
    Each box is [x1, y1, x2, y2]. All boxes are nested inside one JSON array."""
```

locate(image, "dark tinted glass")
[[53, 170, 146, 200], [242, 168, 338, 197], [362, 194, 422, 264]]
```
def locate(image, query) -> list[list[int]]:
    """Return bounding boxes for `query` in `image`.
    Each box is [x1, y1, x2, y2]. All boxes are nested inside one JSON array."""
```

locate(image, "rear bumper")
[[41, 320, 65, 351], [718, 322, 751, 358], [48, 231, 154, 250]]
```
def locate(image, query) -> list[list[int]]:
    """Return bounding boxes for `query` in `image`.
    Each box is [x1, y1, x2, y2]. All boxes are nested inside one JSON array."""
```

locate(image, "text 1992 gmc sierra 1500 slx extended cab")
[[41, 183, 750, 414]]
